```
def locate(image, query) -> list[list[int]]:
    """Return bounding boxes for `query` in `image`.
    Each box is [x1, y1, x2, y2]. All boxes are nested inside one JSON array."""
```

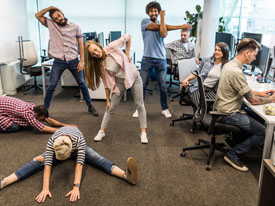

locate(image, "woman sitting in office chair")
[[84, 34, 148, 144], [181, 42, 230, 108]]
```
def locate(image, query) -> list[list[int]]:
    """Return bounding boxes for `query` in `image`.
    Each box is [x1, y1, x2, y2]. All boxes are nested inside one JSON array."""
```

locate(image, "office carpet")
[[0, 84, 260, 206]]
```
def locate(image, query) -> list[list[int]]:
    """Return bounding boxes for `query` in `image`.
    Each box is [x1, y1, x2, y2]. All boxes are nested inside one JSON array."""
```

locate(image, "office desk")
[[245, 76, 275, 185], [41, 59, 54, 98]]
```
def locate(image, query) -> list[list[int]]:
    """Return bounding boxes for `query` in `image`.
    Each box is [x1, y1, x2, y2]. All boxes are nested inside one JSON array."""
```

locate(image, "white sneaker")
[[133, 110, 138, 118], [140, 133, 148, 144], [94, 130, 105, 142], [161, 109, 172, 118]]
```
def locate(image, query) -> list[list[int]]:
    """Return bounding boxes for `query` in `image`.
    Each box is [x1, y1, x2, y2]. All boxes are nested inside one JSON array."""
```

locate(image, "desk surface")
[[245, 76, 275, 124], [42, 58, 54, 66]]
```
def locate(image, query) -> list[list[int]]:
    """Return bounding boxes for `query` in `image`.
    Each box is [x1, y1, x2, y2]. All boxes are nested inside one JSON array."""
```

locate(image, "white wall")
[[0, 0, 29, 63]]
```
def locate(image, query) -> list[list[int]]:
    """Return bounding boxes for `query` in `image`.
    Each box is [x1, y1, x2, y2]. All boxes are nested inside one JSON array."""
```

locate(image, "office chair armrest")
[[209, 111, 229, 116]]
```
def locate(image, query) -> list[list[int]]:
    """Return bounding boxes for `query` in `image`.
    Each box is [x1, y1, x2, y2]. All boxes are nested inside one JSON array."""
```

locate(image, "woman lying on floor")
[[84, 34, 148, 144], [181, 42, 229, 108], [0, 126, 137, 203]]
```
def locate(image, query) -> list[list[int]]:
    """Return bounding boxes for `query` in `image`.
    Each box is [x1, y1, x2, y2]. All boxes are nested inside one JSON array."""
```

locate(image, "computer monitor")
[[98, 32, 104, 47], [110, 31, 121, 42], [256, 44, 271, 83], [258, 45, 269, 72], [241, 32, 262, 44], [83, 32, 97, 44], [215, 32, 235, 57]]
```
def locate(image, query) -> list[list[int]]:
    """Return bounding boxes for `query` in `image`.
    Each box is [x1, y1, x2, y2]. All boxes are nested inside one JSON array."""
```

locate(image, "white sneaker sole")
[[224, 156, 248, 172]]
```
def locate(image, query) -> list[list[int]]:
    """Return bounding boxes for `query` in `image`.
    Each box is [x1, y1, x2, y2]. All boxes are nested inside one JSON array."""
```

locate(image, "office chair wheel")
[[180, 152, 186, 157], [205, 165, 211, 171], [170, 122, 174, 126]]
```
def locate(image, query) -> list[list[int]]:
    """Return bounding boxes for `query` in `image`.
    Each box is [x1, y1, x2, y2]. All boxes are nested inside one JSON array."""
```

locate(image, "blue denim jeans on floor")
[[15, 146, 114, 181], [44, 58, 92, 109], [219, 112, 266, 159], [0, 123, 20, 133], [140, 57, 168, 110]]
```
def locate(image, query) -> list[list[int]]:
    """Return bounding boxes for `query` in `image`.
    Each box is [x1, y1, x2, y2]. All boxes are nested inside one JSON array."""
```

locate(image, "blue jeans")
[[0, 123, 20, 133], [14, 146, 114, 181], [44, 58, 92, 109], [219, 112, 266, 158], [140, 57, 168, 110]]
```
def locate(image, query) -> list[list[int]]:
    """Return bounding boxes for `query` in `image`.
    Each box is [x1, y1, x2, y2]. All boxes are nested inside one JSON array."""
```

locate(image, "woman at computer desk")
[[84, 34, 148, 144], [181, 42, 230, 108]]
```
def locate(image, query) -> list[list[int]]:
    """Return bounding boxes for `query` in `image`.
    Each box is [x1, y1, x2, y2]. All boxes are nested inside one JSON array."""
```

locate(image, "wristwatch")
[[73, 183, 80, 187]]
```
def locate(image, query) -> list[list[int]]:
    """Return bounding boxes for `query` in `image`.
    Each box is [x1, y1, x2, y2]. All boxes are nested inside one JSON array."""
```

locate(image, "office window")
[[220, 0, 275, 46]]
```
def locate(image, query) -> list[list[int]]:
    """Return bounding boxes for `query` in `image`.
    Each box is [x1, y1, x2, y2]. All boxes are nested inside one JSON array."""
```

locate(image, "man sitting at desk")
[[0, 96, 76, 133], [214, 38, 275, 172], [165, 29, 196, 64], [35, 6, 98, 116]]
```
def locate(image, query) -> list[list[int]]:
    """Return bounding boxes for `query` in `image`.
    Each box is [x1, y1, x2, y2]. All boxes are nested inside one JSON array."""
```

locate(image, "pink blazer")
[[102, 34, 138, 95]]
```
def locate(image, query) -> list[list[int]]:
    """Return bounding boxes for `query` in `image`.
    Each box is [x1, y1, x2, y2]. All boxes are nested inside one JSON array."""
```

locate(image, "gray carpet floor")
[[0, 83, 261, 206]]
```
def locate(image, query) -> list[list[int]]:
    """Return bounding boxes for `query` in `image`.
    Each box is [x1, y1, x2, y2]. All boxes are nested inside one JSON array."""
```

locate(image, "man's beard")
[[150, 15, 157, 22], [57, 17, 68, 26]]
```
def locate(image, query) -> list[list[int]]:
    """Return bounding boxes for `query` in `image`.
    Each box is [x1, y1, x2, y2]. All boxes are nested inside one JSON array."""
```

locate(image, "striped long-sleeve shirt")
[[45, 127, 86, 166]]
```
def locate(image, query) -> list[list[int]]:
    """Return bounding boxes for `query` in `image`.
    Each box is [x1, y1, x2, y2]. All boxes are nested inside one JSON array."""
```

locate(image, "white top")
[[204, 63, 222, 88], [105, 56, 124, 79], [182, 42, 189, 51]]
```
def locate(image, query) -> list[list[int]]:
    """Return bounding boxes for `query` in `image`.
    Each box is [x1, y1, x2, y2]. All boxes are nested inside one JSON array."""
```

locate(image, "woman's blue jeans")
[[44, 58, 92, 109], [14, 146, 114, 181], [140, 57, 168, 110]]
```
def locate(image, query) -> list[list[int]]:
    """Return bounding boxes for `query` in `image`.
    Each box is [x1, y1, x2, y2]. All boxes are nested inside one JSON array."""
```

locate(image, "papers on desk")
[[178, 58, 197, 81], [264, 104, 275, 116]]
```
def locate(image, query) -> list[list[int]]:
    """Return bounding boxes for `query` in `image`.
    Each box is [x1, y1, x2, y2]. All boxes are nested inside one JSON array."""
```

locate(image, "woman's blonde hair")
[[84, 40, 106, 91], [53, 135, 72, 160]]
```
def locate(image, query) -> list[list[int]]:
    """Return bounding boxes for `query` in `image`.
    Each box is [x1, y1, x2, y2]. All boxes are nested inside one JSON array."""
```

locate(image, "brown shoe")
[[0, 176, 5, 189], [126, 157, 138, 185]]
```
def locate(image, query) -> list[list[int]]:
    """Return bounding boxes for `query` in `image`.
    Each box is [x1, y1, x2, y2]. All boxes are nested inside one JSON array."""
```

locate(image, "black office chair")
[[170, 85, 196, 132], [166, 48, 180, 97], [170, 70, 213, 133], [180, 71, 241, 170], [18, 36, 50, 93]]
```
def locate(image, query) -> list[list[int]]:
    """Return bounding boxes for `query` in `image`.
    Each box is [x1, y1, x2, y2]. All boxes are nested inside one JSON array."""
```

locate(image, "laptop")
[[178, 58, 198, 81]]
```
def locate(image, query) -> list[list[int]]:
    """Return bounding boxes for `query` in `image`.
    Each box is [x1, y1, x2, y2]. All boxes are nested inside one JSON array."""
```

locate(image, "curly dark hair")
[[146, 1, 162, 14]]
